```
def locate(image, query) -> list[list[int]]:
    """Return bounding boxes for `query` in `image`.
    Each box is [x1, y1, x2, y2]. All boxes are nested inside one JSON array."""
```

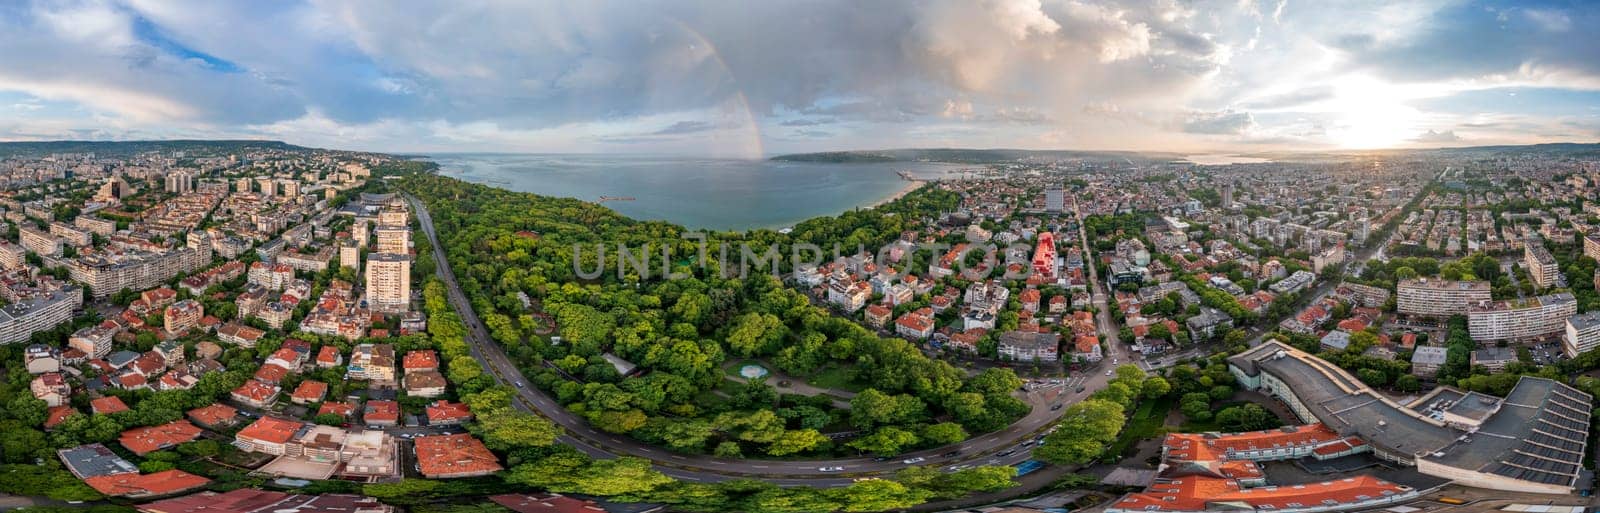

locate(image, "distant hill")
[[771, 148, 1186, 164], [774, 142, 1600, 165], [0, 139, 309, 158]]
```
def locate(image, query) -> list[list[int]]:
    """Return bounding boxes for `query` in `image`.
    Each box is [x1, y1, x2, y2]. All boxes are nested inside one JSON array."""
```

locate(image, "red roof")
[[318, 401, 356, 417], [84, 469, 209, 497], [45, 405, 76, 428], [187, 404, 239, 427], [364, 400, 400, 423], [253, 363, 289, 384], [119, 420, 203, 455], [291, 380, 328, 402], [236, 416, 303, 445], [414, 433, 502, 477], [489, 494, 608, 513], [92, 396, 130, 415], [426, 401, 474, 423], [316, 346, 341, 364], [403, 350, 439, 371], [231, 379, 279, 403]]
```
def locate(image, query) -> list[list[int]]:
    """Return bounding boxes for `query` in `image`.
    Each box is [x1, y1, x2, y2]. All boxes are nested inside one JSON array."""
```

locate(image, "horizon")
[[1, 1, 1598, 155]]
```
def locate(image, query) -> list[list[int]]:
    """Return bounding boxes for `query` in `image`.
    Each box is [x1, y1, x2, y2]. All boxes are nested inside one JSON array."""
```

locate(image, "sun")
[[1324, 77, 1423, 149]]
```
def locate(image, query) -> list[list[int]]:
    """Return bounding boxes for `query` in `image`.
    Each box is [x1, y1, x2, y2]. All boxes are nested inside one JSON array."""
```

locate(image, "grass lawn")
[[1104, 396, 1173, 460], [806, 365, 866, 393]]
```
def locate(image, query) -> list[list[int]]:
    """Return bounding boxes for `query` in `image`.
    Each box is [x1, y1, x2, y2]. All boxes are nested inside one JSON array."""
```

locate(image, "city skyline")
[[0, 0, 1597, 157]]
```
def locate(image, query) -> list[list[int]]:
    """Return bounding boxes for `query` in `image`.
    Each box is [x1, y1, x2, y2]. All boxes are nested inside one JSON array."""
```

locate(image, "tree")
[[920, 422, 968, 446], [1395, 374, 1421, 393], [848, 426, 920, 455], [767, 429, 828, 456], [1140, 376, 1171, 399], [1179, 392, 1213, 421], [934, 466, 1017, 497], [826, 478, 931, 512], [963, 368, 1023, 396], [1035, 399, 1125, 464], [714, 410, 785, 444], [713, 441, 743, 458], [1215, 403, 1280, 432], [660, 419, 714, 453], [475, 410, 559, 450]]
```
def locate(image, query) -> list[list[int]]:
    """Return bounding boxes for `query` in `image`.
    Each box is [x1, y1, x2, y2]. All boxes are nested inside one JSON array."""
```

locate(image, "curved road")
[[407, 194, 1103, 484]]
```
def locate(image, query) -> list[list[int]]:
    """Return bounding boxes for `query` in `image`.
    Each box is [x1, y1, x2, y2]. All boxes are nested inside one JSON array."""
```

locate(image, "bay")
[[428, 153, 966, 231]]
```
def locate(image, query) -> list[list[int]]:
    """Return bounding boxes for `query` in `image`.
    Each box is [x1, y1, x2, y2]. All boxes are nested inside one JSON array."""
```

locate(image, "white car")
[[1105, 370, 1113, 376], [818, 466, 844, 472], [902, 457, 926, 465]]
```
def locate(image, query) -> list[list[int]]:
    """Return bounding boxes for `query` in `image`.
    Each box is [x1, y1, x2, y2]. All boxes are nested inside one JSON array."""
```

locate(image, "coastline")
[[867, 179, 926, 209]]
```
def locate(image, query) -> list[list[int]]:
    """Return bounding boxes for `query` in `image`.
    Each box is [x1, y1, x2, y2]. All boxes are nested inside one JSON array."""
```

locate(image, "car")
[[1019, 441, 1035, 448], [1105, 370, 1113, 376], [902, 457, 926, 464], [941, 450, 961, 457], [873, 456, 891, 462], [1075, 386, 1086, 393], [996, 450, 1016, 457], [515, 381, 525, 388], [1050, 403, 1063, 411], [818, 466, 844, 472]]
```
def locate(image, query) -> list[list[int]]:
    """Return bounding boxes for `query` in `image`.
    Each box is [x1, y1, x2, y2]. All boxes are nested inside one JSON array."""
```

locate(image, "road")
[[406, 194, 1085, 485], [1071, 198, 1138, 372]]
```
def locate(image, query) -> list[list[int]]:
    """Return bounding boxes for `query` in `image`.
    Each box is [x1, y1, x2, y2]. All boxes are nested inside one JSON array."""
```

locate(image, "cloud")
[[0, 0, 1593, 153], [779, 118, 834, 127], [1238, 87, 1334, 110], [652, 120, 716, 135], [1182, 110, 1255, 134], [1411, 129, 1461, 143]]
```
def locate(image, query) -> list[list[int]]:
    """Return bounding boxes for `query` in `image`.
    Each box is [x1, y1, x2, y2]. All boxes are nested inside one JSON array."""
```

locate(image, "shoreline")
[[866, 179, 926, 209]]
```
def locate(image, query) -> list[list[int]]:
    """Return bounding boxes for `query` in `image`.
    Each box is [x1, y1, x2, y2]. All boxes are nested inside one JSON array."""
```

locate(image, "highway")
[[405, 194, 1108, 484]]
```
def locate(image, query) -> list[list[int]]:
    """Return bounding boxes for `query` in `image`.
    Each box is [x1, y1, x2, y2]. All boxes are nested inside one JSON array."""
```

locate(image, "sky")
[[0, 0, 1598, 158]]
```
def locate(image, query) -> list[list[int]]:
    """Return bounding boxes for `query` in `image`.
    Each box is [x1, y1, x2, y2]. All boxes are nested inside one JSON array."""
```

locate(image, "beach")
[[867, 179, 926, 209]]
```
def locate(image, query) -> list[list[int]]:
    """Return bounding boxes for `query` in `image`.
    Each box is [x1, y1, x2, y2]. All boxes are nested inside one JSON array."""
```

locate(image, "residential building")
[[413, 433, 501, 478], [1525, 243, 1560, 288], [163, 299, 203, 335], [135, 489, 396, 513], [365, 253, 411, 314], [347, 343, 397, 384], [1411, 346, 1448, 378], [1563, 311, 1600, 358], [1396, 279, 1492, 317], [234, 416, 304, 455], [998, 329, 1059, 362], [1471, 346, 1519, 373], [1466, 292, 1576, 342]]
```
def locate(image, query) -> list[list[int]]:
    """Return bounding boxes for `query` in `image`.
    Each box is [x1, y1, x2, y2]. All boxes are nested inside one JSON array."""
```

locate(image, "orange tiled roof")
[[236, 416, 303, 445], [1114, 475, 1408, 512], [119, 420, 203, 455], [403, 350, 439, 370], [45, 405, 76, 428], [92, 396, 130, 414], [186, 404, 239, 427], [84, 469, 209, 497], [291, 380, 328, 401], [426, 401, 474, 423], [414, 433, 502, 477]]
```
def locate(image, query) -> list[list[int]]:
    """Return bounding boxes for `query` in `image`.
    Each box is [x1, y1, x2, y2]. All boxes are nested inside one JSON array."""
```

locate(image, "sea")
[[428, 154, 967, 231]]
